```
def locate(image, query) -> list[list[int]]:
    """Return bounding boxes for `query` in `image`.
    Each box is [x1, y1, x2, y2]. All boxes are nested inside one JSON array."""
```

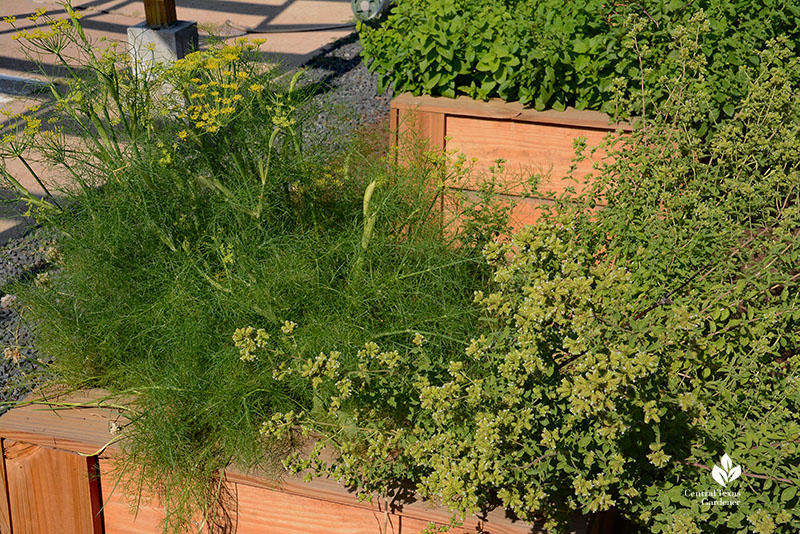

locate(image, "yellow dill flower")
[[195, 121, 206, 128], [232, 94, 243, 101], [48, 18, 69, 31], [47, 117, 59, 123], [249, 84, 264, 92], [206, 125, 219, 133], [220, 107, 235, 114], [221, 98, 231, 104], [222, 70, 232, 76], [29, 28, 57, 40], [28, 7, 46, 22], [190, 77, 201, 83], [24, 117, 42, 134], [236, 71, 249, 80], [12, 30, 27, 41], [2, 133, 14, 143], [210, 90, 219, 96], [252, 38, 267, 45], [208, 81, 219, 87], [3, 15, 16, 24], [28, 104, 41, 113], [177, 130, 188, 140], [201, 112, 209, 120]]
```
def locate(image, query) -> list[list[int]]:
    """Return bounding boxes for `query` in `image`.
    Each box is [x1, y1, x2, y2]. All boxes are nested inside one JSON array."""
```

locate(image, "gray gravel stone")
[[302, 32, 393, 148], [0, 229, 55, 412]]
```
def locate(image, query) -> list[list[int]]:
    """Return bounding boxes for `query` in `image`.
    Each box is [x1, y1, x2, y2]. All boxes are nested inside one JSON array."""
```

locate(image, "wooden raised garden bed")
[[0, 390, 618, 533], [0, 96, 627, 534], [390, 93, 631, 227]]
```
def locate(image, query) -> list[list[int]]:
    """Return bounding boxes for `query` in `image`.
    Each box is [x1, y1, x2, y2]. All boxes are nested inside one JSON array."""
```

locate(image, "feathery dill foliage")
[[1, 5, 513, 532]]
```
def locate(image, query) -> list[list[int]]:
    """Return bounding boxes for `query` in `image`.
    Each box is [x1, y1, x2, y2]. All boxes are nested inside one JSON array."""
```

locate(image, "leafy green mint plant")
[[359, 0, 800, 130]]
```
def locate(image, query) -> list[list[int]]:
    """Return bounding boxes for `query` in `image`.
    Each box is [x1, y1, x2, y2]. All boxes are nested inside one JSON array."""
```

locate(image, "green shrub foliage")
[[269, 28, 800, 534], [359, 0, 800, 128]]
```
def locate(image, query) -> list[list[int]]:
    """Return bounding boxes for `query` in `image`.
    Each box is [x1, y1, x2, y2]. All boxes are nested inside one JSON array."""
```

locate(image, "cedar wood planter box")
[[0, 390, 618, 533], [390, 93, 631, 228]]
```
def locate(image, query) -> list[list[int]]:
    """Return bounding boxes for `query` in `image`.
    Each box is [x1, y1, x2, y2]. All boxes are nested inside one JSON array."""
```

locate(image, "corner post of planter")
[[127, 0, 198, 75]]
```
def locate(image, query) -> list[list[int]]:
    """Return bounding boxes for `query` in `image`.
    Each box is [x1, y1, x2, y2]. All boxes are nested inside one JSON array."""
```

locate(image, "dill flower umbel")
[[28, 6, 46, 22]]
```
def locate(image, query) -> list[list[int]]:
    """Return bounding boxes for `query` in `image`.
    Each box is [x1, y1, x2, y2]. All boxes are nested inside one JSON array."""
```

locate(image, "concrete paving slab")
[[1, 0, 354, 75], [76, 0, 355, 66], [1, 91, 71, 242]]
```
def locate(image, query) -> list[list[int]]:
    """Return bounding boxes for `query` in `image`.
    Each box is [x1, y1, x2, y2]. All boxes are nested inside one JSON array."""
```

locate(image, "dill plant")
[[0, 3, 522, 532]]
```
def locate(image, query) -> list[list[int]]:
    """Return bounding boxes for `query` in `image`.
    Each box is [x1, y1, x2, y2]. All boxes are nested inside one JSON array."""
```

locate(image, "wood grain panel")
[[233, 481, 463, 534], [390, 107, 399, 149], [392, 93, 630, 132], [396, 108, 446, 155], [0, 389, 130, 457], [99, 458, 166, 534], [3, 440, 102, 534], [228, 471, 542, 534], [443, 191, 553, 233], [0, 439, 12, 533], [445, 116, 612, 198]]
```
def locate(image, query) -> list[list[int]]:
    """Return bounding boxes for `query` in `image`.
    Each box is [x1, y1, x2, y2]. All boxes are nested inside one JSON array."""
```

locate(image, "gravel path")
[[303, 32, 393, 147], [0, 32, 391, 409], [0, 230, 55, 410]]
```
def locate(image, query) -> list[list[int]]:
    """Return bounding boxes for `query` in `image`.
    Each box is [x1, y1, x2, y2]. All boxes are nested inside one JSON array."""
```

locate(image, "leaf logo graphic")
[[711, 454, 741, 487]]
